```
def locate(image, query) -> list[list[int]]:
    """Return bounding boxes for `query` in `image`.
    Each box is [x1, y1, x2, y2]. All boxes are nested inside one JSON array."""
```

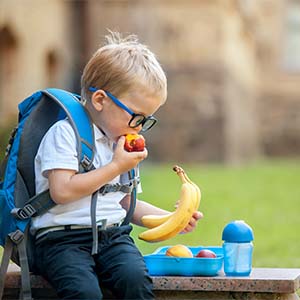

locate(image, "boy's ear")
[[91, 90, 106, 111]]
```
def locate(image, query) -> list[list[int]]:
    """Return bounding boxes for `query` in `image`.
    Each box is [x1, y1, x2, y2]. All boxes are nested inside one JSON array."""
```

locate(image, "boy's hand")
[[180, 211, 203, 234], [112, 136, 148, 173]]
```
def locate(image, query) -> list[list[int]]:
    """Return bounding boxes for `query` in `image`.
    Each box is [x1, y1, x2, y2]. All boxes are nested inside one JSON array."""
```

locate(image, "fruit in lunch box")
[[166, 244, 193, 258], [195, 249, 217, 258], [124, 134, 145, 152], [139, 166, 201, 242]]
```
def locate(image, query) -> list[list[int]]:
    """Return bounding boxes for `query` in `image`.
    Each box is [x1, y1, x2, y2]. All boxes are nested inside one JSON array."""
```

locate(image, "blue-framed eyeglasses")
[[89, 87, 157, 132]]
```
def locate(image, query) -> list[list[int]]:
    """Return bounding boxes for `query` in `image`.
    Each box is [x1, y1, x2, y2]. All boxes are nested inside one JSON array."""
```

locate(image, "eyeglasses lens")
[[141, 119, 156, 132], [129, 115, 156, 132], [130, 115, 145, 127]]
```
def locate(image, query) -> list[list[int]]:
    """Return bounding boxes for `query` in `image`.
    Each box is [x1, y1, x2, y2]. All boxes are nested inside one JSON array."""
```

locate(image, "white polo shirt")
[[31, 119, 133, 232]]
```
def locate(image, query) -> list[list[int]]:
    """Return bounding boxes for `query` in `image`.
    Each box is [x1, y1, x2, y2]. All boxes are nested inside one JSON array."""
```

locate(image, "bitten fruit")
[[124, 134, 145, 152], [195, 249, 217, 258], [166, 244, 193, 258]]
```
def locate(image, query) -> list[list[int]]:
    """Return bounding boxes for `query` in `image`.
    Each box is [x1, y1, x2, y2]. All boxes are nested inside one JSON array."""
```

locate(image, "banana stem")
[[173, 165, 187, 183]]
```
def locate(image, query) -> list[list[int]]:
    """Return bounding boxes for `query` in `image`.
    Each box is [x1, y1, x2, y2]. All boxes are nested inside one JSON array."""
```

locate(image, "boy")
[[32, 32, 202, 300]]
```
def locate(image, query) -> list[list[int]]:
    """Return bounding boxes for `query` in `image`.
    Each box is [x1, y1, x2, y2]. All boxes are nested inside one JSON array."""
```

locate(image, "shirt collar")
[[93, 124, 105, 141], [93, 125, 114, 149]]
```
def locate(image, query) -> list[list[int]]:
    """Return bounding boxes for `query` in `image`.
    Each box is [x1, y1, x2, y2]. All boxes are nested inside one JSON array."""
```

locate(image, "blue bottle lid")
[[222, 220, 254, 242]]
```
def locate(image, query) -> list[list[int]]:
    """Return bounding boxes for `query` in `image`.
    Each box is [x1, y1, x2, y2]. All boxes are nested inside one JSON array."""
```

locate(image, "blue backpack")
[[0, 89, 137, 300]]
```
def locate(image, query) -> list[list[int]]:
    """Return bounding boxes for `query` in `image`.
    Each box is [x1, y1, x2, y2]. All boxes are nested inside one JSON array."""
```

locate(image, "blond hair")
[[81, 31, 167, 104]]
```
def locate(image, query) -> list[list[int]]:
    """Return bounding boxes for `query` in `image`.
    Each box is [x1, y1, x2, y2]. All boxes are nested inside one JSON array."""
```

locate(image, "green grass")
[[132, 159, 300, 268], [0, 159, 299, 268]]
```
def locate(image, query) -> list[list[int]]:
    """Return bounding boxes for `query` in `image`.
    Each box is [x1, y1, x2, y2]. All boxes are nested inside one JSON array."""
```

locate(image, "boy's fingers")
[[193, 211, 204, 220], [115, 136, 126, 151], [140, 148, 148, 159], [117, 136, 126, 145]]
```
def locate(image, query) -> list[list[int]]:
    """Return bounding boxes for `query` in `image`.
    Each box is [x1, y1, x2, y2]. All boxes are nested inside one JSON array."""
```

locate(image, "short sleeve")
[[35, 120, 79, 177]]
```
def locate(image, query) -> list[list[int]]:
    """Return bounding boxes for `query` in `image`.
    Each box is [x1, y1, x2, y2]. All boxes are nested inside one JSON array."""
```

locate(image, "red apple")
[[195, 249, 217, 258], [124, 134, 145, 152]]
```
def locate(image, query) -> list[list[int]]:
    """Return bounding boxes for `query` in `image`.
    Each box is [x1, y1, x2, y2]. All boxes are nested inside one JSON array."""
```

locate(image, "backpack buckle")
[[129, 176, 140, 188], [11, 204, 37, 220], [119, 185, 133, 194], [80, 155, 94, 172], [99, 184, 114, 195], [9, 230, 24, 244], [99, 183, 133, 195]]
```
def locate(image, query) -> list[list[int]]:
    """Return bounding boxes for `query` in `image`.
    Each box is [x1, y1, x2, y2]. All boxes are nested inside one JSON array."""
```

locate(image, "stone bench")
[[3, 264, 300, 300]]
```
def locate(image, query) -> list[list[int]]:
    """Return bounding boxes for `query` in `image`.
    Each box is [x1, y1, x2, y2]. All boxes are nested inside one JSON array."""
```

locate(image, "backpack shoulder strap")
[[121, 168, 138, 226], [12, 89, 96, 221], [43, 88, 95, 172]]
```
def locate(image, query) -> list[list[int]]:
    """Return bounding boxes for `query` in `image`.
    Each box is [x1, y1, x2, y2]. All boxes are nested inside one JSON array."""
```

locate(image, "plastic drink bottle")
[[222, 220, 254, 276]]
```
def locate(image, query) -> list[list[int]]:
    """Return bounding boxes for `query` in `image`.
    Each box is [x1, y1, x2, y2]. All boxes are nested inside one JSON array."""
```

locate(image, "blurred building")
[[0, 0, 299, 163]]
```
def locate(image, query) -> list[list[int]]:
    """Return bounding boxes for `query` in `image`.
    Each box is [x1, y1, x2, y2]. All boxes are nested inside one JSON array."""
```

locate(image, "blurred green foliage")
[[133, 159, 300, 268]]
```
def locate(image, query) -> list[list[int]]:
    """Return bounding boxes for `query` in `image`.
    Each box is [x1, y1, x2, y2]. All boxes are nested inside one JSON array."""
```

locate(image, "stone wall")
[[260, 81, 300, 157], [0, 0, 75, 125], [254, 0, 300, 157], [147, 65, 225, 163]]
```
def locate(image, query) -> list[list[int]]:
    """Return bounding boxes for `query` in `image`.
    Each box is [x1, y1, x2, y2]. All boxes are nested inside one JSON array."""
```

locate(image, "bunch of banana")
[[138, 166, 201, 243]]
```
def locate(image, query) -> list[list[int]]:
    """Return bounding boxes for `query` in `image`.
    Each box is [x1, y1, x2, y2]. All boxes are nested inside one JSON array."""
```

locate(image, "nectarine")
[[166, 245, 193, 258], [195, 249, 217, 258], [124, 134, 145, 152]]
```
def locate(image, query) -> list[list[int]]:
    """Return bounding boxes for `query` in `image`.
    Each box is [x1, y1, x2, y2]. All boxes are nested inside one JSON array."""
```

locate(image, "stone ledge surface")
[[5, 265, 300, 294], [152, 268, 300, 293]]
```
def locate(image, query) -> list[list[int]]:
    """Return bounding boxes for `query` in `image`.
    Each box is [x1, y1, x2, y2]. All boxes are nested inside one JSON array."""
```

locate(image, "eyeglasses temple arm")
[[88, 87, 134, 116]]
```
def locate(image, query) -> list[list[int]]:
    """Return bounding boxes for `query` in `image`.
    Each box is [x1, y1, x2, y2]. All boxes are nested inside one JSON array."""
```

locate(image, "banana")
[[174, 165, 201, 210], [141, 212, 175, 229], [140, 166, 201, 229], [138, 166, 200, 242], [138, 183, 195, 242]]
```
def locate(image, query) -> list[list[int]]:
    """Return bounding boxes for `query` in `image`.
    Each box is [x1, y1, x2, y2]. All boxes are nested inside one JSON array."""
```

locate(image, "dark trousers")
[[34, 225, 154, 300]]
